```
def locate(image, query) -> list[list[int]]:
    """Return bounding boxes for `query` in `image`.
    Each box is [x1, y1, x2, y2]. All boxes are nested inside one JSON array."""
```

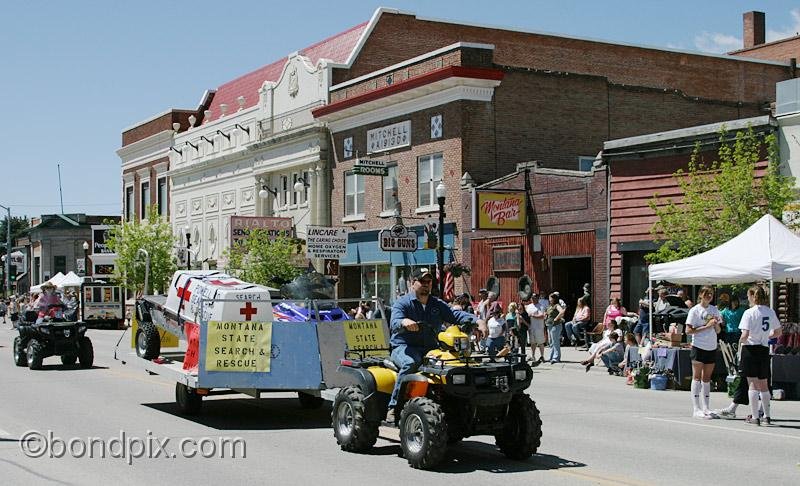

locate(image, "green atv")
[[332, 325, 542, 469]]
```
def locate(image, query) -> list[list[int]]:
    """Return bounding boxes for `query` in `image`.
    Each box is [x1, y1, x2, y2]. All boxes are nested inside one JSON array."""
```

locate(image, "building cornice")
[[117, 130, 173, 169], [315, 66, 503, 119], [325, 81, 498, 133]]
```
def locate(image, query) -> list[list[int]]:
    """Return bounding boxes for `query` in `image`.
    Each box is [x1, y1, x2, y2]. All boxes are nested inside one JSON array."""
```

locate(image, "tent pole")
[[770, 280, 774, 309]]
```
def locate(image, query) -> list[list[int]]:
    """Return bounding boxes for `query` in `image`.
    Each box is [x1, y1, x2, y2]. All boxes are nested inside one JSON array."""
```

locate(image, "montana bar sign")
[[379, 224, 418, 252]]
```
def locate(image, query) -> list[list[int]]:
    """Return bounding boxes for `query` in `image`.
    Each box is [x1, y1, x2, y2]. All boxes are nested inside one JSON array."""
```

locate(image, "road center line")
[[644, 417, 800, 440]]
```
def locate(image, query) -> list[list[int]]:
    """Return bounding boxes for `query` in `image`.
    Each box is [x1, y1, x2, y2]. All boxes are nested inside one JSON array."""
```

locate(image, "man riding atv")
[[387, 268, 488, 423]]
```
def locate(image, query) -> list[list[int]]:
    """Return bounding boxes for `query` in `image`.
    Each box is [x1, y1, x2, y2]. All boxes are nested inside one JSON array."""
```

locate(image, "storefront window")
[[376, 264, 391, 304], [417, 153, 443, 207], [360, 265, 376, 299]]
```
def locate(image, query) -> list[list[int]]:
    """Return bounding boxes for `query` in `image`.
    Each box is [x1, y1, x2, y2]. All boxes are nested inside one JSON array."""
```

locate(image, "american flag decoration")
[[443, 250, 456, 302]]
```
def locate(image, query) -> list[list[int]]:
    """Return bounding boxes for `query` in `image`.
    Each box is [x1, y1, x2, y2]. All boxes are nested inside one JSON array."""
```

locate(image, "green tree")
[[104, 208, 177, 295], [647, 127, 796, 263], [0, 215, 30, 250], [222, 230, 302, 288]]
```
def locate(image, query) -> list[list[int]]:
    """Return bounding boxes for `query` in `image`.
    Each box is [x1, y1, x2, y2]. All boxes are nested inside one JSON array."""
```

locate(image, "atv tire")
[[332, 386, 379, 453], [298, 391, 325, 409], [78, 337, 94, 369], [175, 382, 202, 415], [495, 393, 542, 460], [399, 397, 448, 470], [13, 336, 27, 367], [26, 339, 45, 370], [61, 355, 77, 366], [135, 321, 161, 359]]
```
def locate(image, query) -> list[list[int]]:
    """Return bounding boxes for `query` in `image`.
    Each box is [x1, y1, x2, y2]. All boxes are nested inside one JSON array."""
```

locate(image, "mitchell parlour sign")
[[367, 120, 410, 153]]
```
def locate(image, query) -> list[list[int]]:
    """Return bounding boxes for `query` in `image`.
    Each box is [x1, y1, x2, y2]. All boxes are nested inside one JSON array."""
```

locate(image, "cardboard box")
[[666, 332, 682, 346]]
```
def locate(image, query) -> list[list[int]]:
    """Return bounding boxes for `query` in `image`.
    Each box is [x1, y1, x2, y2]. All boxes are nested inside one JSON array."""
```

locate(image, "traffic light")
[[9, 264, 16, 281]]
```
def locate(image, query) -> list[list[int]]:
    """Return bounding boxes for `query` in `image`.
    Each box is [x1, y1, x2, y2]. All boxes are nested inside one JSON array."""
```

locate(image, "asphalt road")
[[1, 325, 799, 485]]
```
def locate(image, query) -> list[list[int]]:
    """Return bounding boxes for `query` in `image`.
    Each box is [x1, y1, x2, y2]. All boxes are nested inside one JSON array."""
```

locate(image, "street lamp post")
[[435, 182, 446, 298], [82, 241, 90, 278], [0, 203, 11, 299], [185, 225, 192, 270]]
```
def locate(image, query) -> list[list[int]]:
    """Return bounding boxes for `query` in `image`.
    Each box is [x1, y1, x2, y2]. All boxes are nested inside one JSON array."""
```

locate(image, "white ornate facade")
[[169, 53, 335, 264]]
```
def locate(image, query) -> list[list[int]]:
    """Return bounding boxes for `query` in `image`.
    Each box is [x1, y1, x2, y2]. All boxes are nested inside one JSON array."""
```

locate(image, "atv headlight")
[[514, 370, 527, 381], [451, 374, 466, 385]]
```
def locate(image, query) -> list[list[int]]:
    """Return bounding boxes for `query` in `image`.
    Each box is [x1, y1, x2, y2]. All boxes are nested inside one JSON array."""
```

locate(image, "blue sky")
[[1, 0, 798, 219]]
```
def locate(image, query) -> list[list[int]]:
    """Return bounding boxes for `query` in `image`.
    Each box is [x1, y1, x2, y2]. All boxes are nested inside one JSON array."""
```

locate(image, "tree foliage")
[[0, 216, 30, 251], [222, 230, 302, 288], [647, 127, 796, 264], [104, 209, 177, 295]]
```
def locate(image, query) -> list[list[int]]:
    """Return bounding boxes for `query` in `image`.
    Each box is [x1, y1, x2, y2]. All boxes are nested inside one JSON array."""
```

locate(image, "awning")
[[341, 224, 455, 266]]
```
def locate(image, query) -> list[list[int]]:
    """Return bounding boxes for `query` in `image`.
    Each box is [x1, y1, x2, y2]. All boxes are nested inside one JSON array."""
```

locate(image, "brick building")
[[603, 116, 774, 309], [466, 162, 608, 320], [312, 8, 795, 305]]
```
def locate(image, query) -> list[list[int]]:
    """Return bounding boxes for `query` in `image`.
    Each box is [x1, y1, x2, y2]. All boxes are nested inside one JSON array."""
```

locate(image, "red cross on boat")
[[177, 284, 192, 311], [239, 302, 258, 321]]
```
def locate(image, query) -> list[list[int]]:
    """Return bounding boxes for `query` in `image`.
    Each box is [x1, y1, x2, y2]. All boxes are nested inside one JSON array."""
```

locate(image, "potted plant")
[[632, 364, 652, 389]]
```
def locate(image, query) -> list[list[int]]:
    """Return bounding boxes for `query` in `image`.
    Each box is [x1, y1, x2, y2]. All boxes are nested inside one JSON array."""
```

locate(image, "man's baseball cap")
[[412, 268, 433, 281], [479, 288, 488, 294]]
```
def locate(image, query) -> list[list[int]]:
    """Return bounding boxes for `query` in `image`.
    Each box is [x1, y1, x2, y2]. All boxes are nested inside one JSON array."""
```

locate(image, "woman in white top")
[[685, 286, 722, 419], [738, 286, 782, 426]]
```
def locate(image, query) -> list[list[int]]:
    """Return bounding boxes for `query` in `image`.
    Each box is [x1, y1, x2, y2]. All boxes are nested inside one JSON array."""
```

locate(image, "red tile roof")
[[206, 21, 368, 121]]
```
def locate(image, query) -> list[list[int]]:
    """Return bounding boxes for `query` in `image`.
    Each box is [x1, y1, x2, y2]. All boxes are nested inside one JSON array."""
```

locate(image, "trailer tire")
[[13, 336, 27, 367], [78, 337, 94, 369], [332, 386, 379, 452], [27, 339, 45, 370], [136, 321, 161, 359], [176, 383, 202, 415], [298, 392, 325, 409]]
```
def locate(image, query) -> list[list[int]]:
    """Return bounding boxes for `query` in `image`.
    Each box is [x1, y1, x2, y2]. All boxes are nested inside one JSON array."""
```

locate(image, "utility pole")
[[0, 204, 11, 298]]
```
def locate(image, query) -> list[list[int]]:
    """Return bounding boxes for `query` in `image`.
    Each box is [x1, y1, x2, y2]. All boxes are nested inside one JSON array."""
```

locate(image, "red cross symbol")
[[208, 279, 242, 287], [239, 302, 258, 321], [177, 285, 192, 311]]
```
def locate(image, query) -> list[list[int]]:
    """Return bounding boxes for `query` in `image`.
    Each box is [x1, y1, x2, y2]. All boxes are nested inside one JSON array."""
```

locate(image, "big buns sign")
[[472, 190, 527, 231]]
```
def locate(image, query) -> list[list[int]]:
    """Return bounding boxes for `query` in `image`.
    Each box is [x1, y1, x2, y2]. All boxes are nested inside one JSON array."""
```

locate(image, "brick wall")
[[122, 156, 169, 220], [330, 102, 464, 234], [333, 12, 790, 104], [122, 110, 196, 147], [730, 37, 800, 63]]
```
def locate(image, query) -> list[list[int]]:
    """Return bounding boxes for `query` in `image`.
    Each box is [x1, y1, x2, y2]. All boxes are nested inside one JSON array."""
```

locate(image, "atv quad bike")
[[13, 304, 94, 370], [332, 325, 542, 470]]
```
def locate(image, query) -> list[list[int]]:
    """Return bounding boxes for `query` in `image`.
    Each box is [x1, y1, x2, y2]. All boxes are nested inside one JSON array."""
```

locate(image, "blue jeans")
[[548, 324, 562, 362], [487, 336, 506, 358], [601, 351, 623, 369], [388, 344, 425, 408], [565, 321, 588, 343]]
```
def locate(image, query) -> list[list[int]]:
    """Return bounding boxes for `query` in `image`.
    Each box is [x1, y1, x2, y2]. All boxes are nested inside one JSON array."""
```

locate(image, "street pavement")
[[1, 325, 799, 485]]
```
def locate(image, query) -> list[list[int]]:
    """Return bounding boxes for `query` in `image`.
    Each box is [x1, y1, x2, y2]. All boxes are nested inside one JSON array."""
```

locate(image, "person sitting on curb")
[[387, 268, 487, 423], [599, 333, 625, 374]]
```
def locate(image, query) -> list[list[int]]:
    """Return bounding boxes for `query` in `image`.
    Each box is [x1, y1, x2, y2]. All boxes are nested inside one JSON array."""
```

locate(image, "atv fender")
[[336, 366, 386, 423], [399, 374, 431, 401]]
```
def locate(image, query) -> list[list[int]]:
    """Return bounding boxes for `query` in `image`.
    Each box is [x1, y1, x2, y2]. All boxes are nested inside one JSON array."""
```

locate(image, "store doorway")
[[550, 257, 591, 319], [622, 251, 649, 312]]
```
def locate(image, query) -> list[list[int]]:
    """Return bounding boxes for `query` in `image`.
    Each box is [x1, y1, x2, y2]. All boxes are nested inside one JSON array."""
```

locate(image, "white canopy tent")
[[29, 272, 66, 294], [59, 271, 83, 289], [649, 215, 800, 285], [647, 214, 800, 335]]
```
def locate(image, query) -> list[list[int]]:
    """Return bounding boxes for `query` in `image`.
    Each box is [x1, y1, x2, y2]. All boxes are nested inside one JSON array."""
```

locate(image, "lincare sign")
[[306, 226, 349, 260]]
